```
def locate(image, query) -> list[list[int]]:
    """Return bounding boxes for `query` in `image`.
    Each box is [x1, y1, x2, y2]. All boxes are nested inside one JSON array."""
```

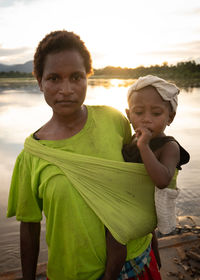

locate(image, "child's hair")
[[127, 75, 180, 113], [33, 30, 93, 81]]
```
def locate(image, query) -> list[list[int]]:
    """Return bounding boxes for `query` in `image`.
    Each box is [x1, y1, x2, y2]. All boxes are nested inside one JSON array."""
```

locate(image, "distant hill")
[[0, 61, 33, 73], [0, 58, 200, 74], [0, 59, 200, 88]]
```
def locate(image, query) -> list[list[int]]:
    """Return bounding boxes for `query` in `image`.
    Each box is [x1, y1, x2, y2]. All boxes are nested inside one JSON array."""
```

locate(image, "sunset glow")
[[0, 0, 200, 68]]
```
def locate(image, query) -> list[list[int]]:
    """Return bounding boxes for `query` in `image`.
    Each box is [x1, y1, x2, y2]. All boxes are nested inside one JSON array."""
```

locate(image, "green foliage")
[[0, 71, 33, 78], [93, 60, 200, 81], [1, 61, 200, 85]]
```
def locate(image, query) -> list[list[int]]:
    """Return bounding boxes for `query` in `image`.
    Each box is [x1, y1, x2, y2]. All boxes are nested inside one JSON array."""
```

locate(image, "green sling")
[[24, 135, 177, 244]]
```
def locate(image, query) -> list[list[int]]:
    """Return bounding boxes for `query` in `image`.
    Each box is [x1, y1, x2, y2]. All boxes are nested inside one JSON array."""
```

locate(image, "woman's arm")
[[20, 222, 41, 280]]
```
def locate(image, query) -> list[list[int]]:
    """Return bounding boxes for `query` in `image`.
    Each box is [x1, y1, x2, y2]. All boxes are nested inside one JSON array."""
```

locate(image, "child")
[[103, 75, 190, 280]]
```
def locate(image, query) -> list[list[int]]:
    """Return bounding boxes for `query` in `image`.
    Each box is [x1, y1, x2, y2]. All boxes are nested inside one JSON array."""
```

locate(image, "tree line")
[[93, 61, 200, 80], [0, 71, 33, 78], [0, 61, 200, 81]]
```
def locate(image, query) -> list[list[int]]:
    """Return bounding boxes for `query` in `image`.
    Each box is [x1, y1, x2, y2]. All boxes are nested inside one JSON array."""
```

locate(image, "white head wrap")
[[127, 75, 180, 112]]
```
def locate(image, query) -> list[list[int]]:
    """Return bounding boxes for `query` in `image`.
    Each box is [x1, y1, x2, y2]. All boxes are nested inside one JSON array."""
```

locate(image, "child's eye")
[[153, 112, 162, 116], [134, 111, 143, 115]]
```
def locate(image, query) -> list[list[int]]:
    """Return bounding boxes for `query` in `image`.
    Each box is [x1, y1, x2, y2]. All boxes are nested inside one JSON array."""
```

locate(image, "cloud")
[[185, 7, 200, 15], [179, 40, 200, 49], [0, 0, 16, 7], [0, 46, 33, 64], [0, 0, 39, 8], [0, 46, 30, 56], [138, 40, 200, 57], [133, 40, 200, 66]]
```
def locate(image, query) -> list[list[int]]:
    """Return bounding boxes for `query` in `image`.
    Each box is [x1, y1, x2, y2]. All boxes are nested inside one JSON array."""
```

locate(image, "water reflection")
[[0, 79, 200, 273], [0, 79, 199, 211], [88, 78, 136, 89]]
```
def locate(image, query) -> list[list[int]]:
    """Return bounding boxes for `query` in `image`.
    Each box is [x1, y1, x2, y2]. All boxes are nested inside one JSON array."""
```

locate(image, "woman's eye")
[[73, 75, 80, 81], [153, 112, 162, 116], [48, 76, 58, 81], [72, 73, 84, 81], [74, 76, 81, 81]]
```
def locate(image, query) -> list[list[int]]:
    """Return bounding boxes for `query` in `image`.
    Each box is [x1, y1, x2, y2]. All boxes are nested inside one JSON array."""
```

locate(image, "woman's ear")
[[125, 108, 130, 122], [38, 79, 43, 92], [167, 111, 176, 126]]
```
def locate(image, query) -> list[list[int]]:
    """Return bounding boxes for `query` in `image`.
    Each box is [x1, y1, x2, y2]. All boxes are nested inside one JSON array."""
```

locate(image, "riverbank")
[[159, 216, 200, 280], [0, 76, 200, 89], [0, 216, 199, 280], [1, 59, 200, 88]]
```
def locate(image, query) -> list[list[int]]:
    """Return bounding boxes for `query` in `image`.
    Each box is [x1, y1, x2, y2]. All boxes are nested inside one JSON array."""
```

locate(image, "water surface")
[[0, 79, 199, 273]]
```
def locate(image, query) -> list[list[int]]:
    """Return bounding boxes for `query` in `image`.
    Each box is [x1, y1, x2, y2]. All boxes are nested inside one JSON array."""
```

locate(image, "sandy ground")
[[159, 216, 200, 280]]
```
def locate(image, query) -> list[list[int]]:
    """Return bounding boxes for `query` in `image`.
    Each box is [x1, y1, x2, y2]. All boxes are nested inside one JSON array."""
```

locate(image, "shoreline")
[[159, 216, 200, 280], [0, 77, 200, 89], [0, 215, 199, 280]]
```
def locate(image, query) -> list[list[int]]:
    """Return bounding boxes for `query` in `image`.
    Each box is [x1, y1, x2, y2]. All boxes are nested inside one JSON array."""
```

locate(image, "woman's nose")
[[59, 80, 74, 95]]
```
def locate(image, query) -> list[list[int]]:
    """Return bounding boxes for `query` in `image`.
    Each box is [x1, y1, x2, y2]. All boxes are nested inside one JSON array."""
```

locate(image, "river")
[[0, 78, 199, 273]]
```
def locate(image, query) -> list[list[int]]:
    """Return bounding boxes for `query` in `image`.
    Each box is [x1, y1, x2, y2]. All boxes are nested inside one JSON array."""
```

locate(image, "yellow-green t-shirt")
[[7, 105, 152, 280]]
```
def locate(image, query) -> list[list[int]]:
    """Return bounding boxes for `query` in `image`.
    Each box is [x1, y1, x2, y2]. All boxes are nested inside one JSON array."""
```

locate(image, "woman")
[[7, 30, 161, 280]]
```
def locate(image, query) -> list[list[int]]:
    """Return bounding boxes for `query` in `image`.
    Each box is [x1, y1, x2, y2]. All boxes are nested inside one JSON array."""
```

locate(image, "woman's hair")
[[33, 30, 93, 81]]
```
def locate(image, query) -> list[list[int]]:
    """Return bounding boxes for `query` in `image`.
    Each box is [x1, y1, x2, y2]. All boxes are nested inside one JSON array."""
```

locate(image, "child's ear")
[[167, 111, 176, 126], [125, 108, 130, 122]]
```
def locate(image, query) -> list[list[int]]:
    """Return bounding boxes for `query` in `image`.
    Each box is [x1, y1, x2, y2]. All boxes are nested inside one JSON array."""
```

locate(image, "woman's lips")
[[56, 100, 76, 105]]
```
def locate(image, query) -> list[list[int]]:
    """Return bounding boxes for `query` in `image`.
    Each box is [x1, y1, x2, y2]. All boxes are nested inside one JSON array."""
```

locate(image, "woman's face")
[[39, 50, 87, 118]]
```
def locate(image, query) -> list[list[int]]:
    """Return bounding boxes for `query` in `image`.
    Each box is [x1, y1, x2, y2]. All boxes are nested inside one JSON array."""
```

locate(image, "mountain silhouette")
[[0, 61, 33, 73]]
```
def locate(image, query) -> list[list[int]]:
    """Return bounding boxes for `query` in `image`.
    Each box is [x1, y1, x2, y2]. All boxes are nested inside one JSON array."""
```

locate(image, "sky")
[[0, 0, 200, 69]]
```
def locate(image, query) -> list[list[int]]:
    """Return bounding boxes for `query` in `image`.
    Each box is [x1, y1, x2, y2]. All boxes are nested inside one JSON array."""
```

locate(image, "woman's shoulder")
[[88, 105, 127, 121], [88, 104, 122, 114], [15, 147, 38, 167], [88, 105, 131, 141], [16, 134, 45, 164]]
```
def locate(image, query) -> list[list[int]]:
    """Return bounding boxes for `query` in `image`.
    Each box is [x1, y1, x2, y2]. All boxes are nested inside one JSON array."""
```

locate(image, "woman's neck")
[[36, 105, 88, 140]]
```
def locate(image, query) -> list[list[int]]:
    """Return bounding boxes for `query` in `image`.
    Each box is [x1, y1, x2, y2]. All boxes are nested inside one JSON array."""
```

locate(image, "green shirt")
[[7, 105, 152, 280]]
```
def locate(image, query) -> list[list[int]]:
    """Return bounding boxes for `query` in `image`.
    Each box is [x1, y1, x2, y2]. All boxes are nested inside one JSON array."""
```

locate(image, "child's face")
[[126, 86, 175, 138]]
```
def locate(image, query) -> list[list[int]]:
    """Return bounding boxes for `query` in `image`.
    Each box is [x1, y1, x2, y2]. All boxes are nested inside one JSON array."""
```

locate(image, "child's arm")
[[136, 127, 180, 189]]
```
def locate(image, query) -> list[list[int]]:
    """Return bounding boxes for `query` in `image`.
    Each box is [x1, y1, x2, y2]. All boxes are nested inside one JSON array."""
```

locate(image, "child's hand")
[[135, 127, 153, 147]]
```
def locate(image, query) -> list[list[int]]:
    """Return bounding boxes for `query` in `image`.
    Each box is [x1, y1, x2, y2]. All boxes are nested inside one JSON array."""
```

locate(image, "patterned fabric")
[[119, 246, 151, 279], [98, 245, 154, 280], [130, 248, 162, 280]]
